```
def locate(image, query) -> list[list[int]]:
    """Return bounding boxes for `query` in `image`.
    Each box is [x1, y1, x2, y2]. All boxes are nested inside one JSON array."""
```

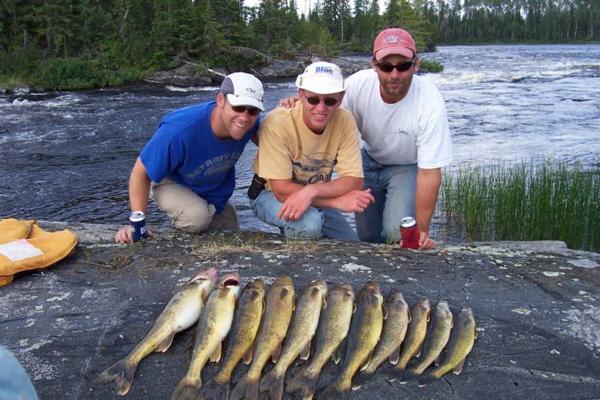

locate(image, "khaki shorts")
[[152, 178, 238, 233]]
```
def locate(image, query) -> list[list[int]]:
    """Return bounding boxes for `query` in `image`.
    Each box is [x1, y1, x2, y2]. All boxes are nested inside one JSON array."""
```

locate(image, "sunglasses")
[[305, 96, 339, 107], [376, 59, 415, 73], [230, 104, 261, 116]]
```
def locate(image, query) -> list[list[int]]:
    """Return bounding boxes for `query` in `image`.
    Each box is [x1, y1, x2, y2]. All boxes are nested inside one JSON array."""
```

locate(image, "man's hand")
[[418, 231, 436, 250], [114, 225, 152, 244], [332, 189, 375, 212], [115, 225, 133, 244], [276, 186, 317, 221], [278, 96, 299, 109]]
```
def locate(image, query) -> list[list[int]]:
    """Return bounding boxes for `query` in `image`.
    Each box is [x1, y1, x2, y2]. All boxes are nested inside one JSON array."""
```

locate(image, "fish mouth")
[[220, 272, 241, 287], [189, 267, 219, 283]]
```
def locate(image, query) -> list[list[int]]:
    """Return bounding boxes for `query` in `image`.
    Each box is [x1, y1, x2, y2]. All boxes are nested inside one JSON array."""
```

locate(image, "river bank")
[[0, 55, 443, 94]]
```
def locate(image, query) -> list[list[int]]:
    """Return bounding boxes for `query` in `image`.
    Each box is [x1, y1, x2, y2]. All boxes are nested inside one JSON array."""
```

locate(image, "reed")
[[441, 160, 600, 252]]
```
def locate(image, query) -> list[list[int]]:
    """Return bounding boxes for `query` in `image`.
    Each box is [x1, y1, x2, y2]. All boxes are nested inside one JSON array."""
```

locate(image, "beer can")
[[400, 216, 419, 249], [129, 211, 148, 242]]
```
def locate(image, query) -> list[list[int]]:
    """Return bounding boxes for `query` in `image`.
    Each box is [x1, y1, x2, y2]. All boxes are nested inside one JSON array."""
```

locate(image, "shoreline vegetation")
[[441, 160, 600, 252], [1, 0, 597, 92]]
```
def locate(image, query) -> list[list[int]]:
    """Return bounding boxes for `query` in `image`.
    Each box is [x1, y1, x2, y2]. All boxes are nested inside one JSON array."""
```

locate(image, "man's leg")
[[322, 209, 358, 241], [251, 190, 324, 240], [355, 149, 385, 242], [209, 203, 239, 230], [152, 178, 215, 233], [380, 163, 417, 242], [0, 346, 38, 400]]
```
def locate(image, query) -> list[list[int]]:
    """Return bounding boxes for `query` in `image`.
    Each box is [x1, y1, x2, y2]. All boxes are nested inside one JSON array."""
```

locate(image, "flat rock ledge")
[[1, 222, 599, 399]]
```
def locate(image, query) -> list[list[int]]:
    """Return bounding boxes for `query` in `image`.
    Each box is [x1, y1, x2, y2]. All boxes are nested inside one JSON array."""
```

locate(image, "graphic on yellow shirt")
[[292, 152, 337, 185]]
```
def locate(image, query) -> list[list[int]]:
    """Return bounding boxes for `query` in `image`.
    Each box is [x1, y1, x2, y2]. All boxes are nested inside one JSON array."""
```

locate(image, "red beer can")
[[400, 217, 419, 249]]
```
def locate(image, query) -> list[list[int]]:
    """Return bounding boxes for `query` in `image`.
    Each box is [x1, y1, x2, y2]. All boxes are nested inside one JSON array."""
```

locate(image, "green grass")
[[419, 59, 443, 73], [441, 160, 600, 252]]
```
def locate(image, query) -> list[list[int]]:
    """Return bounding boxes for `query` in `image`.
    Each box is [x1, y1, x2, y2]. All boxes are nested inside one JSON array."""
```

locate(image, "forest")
[[1, 0, 599, 89]]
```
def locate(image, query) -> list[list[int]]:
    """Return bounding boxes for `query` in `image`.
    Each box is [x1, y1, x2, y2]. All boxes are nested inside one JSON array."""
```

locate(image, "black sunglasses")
[[306, 96, 339, 107], [230, 104, 261, 116], [376, 59, 415, 73]]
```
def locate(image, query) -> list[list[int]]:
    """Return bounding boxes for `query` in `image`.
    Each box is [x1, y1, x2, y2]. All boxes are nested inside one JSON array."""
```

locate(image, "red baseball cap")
[[373, 28, 416, 61]]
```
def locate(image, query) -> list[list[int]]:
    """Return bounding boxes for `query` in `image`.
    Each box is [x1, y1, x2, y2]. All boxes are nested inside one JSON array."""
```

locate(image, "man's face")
[[299, 89, 344, 134], [215, 93, 260, 140], [372, 54, 420, 103]]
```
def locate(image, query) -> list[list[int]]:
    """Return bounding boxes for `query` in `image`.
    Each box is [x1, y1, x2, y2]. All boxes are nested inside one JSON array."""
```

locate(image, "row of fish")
[[97, 268, 476, 399]]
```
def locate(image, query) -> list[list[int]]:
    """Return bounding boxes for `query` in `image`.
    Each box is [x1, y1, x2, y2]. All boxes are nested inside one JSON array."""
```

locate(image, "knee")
[[172, 206, 214, 233], [284, 212, 324, 240], [382, 224, 401, 244]]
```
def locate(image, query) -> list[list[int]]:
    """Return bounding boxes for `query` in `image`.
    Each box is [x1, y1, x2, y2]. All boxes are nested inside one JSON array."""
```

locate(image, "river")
[[1, 44, 599, 239]]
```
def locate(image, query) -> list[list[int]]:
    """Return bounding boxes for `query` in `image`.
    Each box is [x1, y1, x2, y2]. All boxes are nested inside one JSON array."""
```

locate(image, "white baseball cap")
[[295, 62, 346, 95], [220, 72, 264, 111]]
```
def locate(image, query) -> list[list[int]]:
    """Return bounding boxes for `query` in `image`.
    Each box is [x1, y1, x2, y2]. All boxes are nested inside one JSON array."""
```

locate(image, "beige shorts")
[[152, 178, 238, 233]]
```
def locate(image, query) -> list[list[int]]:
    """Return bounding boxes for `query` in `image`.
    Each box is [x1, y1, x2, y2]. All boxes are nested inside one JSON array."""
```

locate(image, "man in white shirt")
[[343, 27, 452, 249]]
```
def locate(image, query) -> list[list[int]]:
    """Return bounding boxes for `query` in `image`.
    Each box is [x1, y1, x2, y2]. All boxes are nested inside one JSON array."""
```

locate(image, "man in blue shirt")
[[115, 72, 264, 243]]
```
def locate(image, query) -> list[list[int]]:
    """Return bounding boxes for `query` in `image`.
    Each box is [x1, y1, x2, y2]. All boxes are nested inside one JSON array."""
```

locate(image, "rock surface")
[[1, 222, 600, 399]]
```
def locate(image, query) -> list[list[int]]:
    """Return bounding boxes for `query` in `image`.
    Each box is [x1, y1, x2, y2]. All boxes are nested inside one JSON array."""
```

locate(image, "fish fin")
[[229, 374, 259, 400], [210, 342, 222, 363], [243, 345, 254, 364], [96, 358, 138, 396], [359, 358, 371, 372], [389, 346, 401, 365], [280, 287, 289, 300], [383, 304, 389, 320], [156, 332, 175, 353], [286, 367, 319, 397], [299, 341, 311, 360], [322, 294, 327, 309], [271, 342, 282, 364], [331, 348, 341, 365], [452, 358, 466, 375], [407, 309, 412, 323], [171, 376, 201, 400], [259, 370, 284, 400]]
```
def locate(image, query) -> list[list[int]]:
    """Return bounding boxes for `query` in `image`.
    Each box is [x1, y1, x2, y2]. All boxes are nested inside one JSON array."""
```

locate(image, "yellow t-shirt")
[[254, 102, 363, 189]]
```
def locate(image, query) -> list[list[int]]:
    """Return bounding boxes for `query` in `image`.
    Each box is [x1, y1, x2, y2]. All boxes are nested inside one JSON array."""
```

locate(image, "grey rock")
[[3, 223, 600, 399]]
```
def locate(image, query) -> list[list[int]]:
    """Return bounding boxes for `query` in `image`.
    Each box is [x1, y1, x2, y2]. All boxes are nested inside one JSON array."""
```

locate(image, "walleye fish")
[[319, 281, 384, 399], [420, 307, 476, 384], [286, 283, 355, 400], [259, 279, 327, 400], [207, 279, 266, 400], [171, 272, 241, 400], [229, 276, 295, 400], [97, 267, 218, 396], [394, 297, 431, 374], [405, 300, 453, 378], [358, 289, 410, 380]]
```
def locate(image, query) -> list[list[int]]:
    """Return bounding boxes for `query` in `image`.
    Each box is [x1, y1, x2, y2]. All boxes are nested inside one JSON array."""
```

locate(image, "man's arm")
[[415, 167, 441, 249], [271, 176, 374, 221], [115, 158, 153, 243]]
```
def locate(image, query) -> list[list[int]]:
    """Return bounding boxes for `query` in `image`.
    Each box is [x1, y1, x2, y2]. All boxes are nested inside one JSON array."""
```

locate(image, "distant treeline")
[[1, 0, 598, 89]]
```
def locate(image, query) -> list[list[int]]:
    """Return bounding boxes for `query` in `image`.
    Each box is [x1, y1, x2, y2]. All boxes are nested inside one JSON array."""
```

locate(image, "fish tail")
[[318, 383, 345, 400], [259, 369, 284, 400], [286, 367, 319, 397], [170, 377, 201, 400], [229, 374, 259, 400], [403, 367, 423, 381], [417, 372, 438, 386], [96, 358, 138, 395], [353, 370, 375, 387], [211, 382, 231, 400]]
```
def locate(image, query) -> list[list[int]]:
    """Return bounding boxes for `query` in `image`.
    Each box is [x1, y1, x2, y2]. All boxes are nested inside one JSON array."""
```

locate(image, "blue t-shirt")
[[140, 101, 259, 213]]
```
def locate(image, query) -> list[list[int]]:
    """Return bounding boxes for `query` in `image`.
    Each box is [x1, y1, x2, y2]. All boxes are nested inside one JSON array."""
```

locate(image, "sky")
[[244, 0, 388, 16]]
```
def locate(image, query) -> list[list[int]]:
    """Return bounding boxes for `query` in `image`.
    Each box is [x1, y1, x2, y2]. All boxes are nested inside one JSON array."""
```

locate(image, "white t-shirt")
[[342, 69, 452, 168]]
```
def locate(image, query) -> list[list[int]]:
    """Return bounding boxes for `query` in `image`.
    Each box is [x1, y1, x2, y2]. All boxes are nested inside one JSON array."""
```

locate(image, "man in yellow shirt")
[[250, 62, 374, 240]]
